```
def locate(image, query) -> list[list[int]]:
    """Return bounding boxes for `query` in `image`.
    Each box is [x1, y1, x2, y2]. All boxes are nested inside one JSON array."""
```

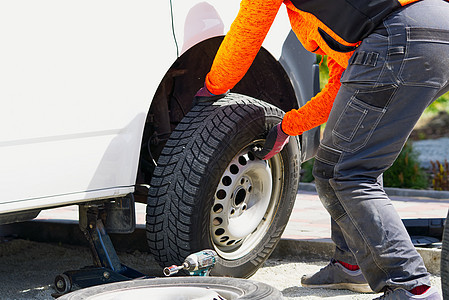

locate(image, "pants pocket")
[[340, 33, 388, 85], [398, 27, 449, 88], [332, 95, 387, 153]]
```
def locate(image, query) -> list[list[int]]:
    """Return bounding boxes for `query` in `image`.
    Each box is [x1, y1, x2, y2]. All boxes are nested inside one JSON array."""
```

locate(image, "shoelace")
[[320, 260, 336, 272]]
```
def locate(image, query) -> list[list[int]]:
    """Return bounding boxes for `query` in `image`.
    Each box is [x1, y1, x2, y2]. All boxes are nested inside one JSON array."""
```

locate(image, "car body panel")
[[0, 1, 319, 215], [0, 1, 173, 211]]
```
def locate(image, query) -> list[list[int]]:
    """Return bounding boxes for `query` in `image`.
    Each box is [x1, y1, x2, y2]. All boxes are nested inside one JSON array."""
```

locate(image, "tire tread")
[[146, 94, 297, 275]]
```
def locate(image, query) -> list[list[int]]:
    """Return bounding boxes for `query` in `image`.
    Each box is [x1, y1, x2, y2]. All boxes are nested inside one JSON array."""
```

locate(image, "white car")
[[0, 0, 320, 279]]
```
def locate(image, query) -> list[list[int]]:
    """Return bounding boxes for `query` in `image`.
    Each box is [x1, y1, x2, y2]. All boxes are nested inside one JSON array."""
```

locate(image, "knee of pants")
[[312, 142, 342, 181], [312, 156, 335, 181], [313, 160, 348, 221]]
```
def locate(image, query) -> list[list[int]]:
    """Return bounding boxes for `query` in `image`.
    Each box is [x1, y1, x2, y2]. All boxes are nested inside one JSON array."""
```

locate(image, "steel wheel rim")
[[210, 142, 283, 260]]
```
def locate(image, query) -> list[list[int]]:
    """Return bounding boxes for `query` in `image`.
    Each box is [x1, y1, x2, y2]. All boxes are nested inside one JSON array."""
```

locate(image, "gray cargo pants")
[[312, 0, 449, 293]]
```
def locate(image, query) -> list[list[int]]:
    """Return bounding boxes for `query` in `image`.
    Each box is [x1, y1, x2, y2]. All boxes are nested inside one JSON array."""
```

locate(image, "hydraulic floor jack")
[[52, 195, 148, 297], [52, 195, 218, 297]]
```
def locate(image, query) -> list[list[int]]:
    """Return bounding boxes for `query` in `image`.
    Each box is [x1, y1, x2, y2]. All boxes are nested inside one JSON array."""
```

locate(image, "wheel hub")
[[210, 146, 282, 259]]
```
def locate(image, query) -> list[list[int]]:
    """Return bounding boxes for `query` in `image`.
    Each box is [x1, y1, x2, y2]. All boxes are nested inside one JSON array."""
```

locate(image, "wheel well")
[[136, 36, 298, 189]]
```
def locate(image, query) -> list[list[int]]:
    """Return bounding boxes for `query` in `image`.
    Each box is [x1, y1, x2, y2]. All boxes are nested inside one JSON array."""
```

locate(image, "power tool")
[[163, 249, 218, 277]]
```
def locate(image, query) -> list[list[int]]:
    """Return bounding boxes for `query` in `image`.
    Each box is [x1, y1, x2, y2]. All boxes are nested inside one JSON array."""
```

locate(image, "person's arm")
[[253, 56, 344, 159], [205, 0, 283, 95], [282, 56, 344, 135]]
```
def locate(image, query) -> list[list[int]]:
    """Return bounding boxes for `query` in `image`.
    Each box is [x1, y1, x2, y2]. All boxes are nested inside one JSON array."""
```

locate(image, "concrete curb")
[[298, 182, 449, 200], [271, 238, 442, 275]]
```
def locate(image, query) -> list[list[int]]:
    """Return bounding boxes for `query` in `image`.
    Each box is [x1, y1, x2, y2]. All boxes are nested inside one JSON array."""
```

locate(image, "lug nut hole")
[[235, 189, 246, 206]]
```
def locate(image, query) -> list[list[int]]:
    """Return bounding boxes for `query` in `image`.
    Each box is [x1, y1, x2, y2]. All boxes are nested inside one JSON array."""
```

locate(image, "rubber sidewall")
[[146, 93, 300, 278], [59, 277, 283, 300]]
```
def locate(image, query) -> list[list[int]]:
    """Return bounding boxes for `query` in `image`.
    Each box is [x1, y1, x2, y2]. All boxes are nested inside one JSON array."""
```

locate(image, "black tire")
[[146, 93, 300, 278], [442, 209, 449, 299], [58, 277, 282, 299]]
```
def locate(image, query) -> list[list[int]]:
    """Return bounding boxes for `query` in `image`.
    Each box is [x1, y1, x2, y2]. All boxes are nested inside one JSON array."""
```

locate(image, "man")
[[196, 0, 449, 299]]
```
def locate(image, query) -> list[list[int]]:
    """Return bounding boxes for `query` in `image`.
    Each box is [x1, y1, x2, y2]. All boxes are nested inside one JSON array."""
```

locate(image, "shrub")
[[300, 158, 315, 183], [383, 142, 429, 189], [300, 144, 429, 189], [430, 160, 449, 191]]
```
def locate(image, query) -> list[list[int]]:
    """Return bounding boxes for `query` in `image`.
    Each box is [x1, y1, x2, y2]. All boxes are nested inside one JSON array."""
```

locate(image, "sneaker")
[[373, 286, 441, 300], [301, 259, 373, 293]]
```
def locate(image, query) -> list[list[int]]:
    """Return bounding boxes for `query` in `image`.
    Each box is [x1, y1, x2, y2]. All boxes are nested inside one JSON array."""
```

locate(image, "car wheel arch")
[[137, 36, 300, 188]]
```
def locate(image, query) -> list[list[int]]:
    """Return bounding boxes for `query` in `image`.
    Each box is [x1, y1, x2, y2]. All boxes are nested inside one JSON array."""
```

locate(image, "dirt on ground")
[[0, 239, 443, 300]]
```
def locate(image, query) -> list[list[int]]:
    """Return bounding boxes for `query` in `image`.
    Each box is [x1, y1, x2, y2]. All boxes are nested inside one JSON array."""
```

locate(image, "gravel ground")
[[0, 239, 442, 299], [412, 137, 449, 169]]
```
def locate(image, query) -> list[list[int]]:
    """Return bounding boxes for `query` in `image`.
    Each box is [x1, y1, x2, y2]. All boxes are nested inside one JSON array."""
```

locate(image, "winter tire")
[[58, 277, 282, 299], [146, 93, 301, 278], [441, 209, 449, 299]]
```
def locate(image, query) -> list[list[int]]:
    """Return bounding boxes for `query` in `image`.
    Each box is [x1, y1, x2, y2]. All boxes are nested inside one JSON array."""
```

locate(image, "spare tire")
[[441, 209, 449, 299], [146, 93, 301, 278], [58, 277, 283, 299]]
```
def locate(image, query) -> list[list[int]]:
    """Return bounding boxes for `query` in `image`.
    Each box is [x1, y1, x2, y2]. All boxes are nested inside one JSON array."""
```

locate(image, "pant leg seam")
[[315, 156, 337, 166], [329, 178, 391, 283]]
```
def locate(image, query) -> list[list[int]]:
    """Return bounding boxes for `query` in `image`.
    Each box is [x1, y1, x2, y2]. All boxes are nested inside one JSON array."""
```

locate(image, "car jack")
[[52, 196, 149, 297]]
